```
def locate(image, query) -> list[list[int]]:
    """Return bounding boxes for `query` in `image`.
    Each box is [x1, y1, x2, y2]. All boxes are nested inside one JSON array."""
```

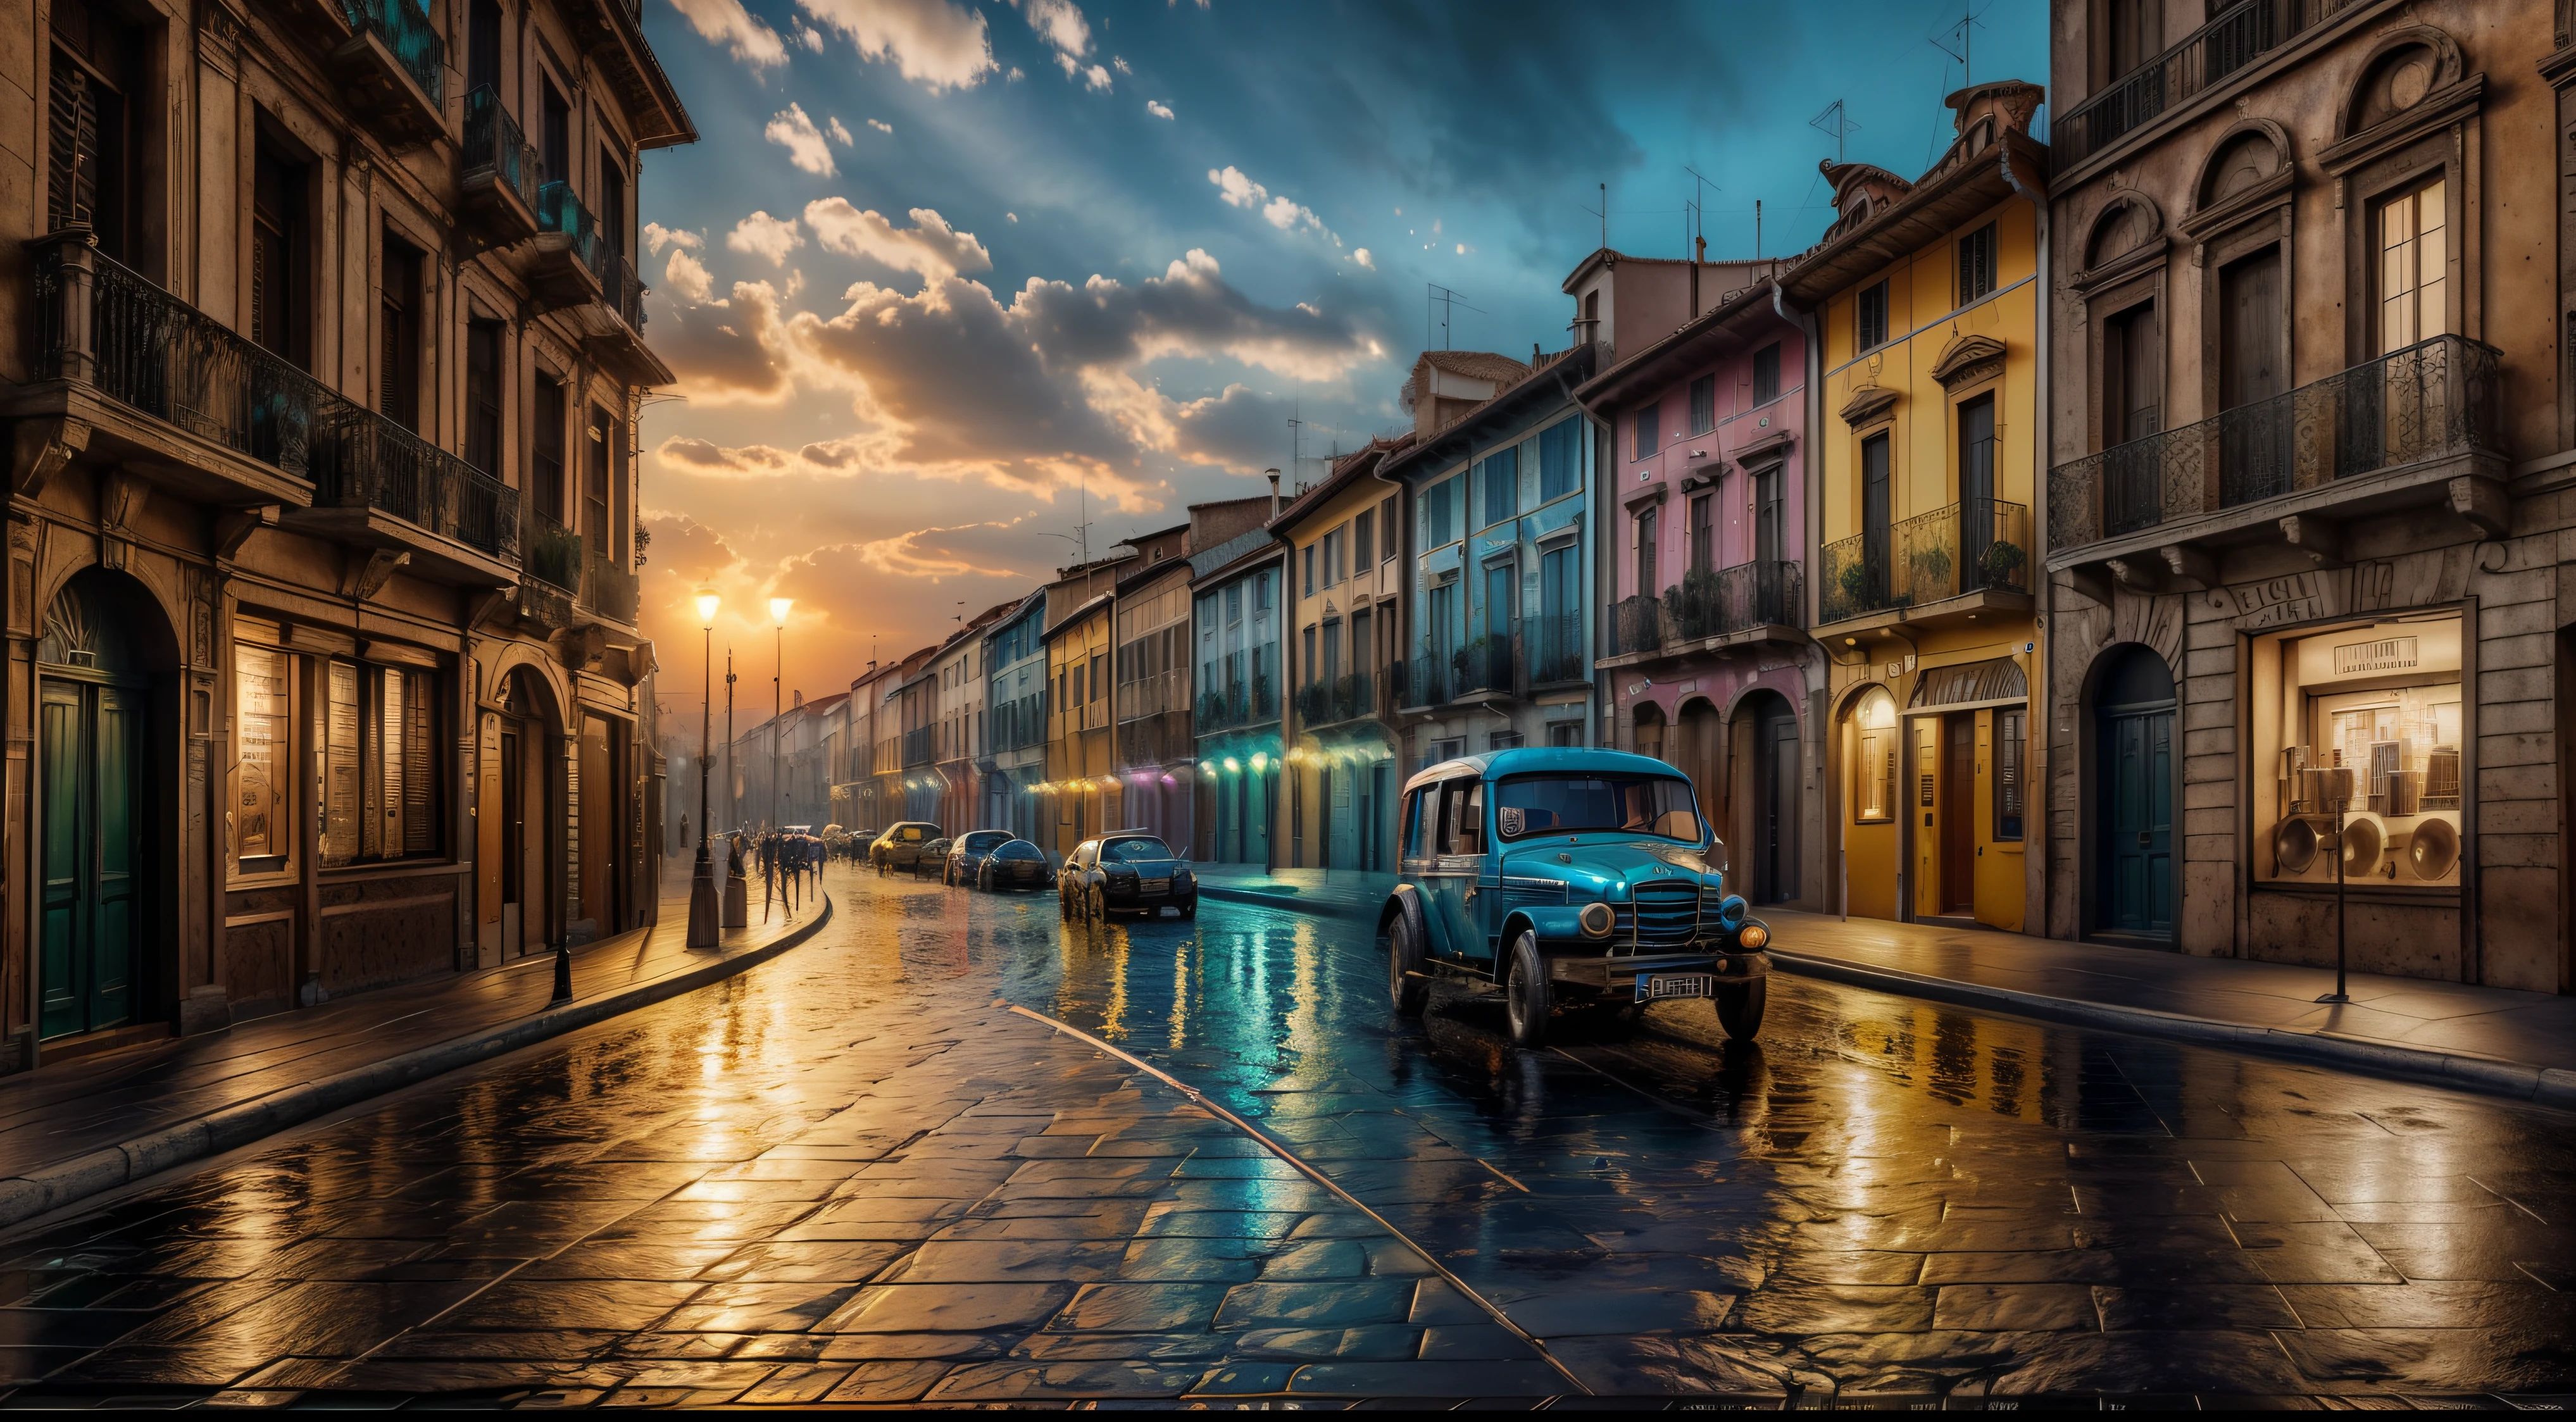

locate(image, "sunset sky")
[[632, 0, 2046, 725]]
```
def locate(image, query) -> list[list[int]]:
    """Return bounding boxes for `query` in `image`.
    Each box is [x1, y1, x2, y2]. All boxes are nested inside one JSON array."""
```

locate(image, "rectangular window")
[[1486, 731, 1524, 751], [1753, 342, 1782, 406], [1994, 708, 2024, 842], [1089, 653, 1105, 702], [1537, 418, 1579, 502], [541, 77, 571, 185], [1687, 493, 1713, 574], [1302, 544, 1316, 597], [1633, 402, 1660, 460], [234, 641, 294, 875], [2254, 613, 2463, 888], [2104, 302, 2161, 446], [379, 234, 423, 430], [1302, 625, 1317, 685], [1378, 496, 1399, 560], [1635, 504, 1660, 601], [1689, 374, 1716, 435], [1857, 280, 1890, 352], [1480, 445, 1519, 526], [1547, 722, 1583, 747], [1958, 222, 1998, 305], [1322, 620, 1342, 683], [466, 0, 503, 92], [1423, 478, 1456, 546], [2376, 178, 2448, 353], [251, 133, 311, 367], [48, 4, 138, 263], [1853, 710, 1896, 823], [1322, 527, 1344, 587], [532, 376, 566, 519], [585, 407, 615, 550], [317, 660, 441, 868], [465, 320, 504, 476], [1254, 568, 1274, 613], [1352, 509, 1373, 568]]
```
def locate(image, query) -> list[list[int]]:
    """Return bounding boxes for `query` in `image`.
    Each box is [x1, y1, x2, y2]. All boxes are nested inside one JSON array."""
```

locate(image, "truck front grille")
[[1623, 880, 1701, 950]]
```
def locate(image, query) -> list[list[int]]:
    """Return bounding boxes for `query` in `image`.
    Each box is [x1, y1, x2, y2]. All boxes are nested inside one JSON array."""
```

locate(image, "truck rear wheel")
[[1715, 978, 1766, 1040], [1504, 931, 1549, 1048], [1387, 911, 1428, 1017]]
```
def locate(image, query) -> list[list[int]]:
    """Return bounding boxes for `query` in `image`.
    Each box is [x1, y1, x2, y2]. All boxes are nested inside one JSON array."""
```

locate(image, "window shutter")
[[47, 58, 97, 232], [403, 671, 435, 853]]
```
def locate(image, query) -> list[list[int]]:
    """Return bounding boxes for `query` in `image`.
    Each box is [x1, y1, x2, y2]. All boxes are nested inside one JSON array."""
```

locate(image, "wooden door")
[[1942, 713, 1976, 915], [2218, 247, 2288, 501], [2102, 705, 2175, 936], [39, 680, 141, 1040], [1756, 702, 1800, 904]]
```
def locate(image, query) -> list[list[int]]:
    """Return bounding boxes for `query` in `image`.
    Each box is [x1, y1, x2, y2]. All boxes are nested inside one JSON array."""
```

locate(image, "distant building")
[[1041, 553, 1133, 855], [1188, 521, 1285, 869], [981, 594, 1049, 844], [1274, 440, 1413, 871]]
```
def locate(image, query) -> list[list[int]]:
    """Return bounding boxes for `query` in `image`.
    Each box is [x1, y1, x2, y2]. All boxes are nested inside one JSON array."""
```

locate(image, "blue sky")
[[634, 0, 2047, 701]]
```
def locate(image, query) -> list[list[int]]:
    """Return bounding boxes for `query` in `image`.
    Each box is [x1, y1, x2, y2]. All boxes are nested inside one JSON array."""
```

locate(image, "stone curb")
[[1196, 883, 1380, 923], [0, 895, 837, 1233], [1766, 947, 2576, 1113]]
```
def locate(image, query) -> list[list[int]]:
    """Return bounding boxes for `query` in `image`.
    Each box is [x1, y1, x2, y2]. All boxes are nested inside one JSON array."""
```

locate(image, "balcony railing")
[[462, 85, 539, 211], [1529, 612, 1584, 683], [602, 251, 647, 332], [37, 242, 330, 479], [2050, 335, 2500, 554], [2054, 0, 2360, 166], [584, 548, 639, 624], [311, 406, 521, 561], [991, 692, 1047, 752], [901, 726, 934, 768], [1406, 655, 1450, 709], [525, 513, 582, 592], [1293, 671, 1373, 727], [1607, 594, 1662, 657], [537, 182, 603, 271], [1194, 674, 1275, 735], [1667, 561, 1803, 642], [1822, 499, 2030, 625], [341, 0, 444, 106]]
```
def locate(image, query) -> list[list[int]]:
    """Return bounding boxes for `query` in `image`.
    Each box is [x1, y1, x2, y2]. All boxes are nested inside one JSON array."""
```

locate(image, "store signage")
[[2333, 637, 2418, 675]]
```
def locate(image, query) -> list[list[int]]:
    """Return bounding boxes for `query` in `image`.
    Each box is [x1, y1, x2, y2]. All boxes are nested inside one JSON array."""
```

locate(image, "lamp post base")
[[687, 851, 722, 949], [2315, 992, 2351, 1004]]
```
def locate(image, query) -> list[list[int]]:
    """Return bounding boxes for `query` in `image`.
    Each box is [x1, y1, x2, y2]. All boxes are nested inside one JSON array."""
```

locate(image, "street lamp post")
[[686, 590, 722, 949], [770, 598, 792, 830]]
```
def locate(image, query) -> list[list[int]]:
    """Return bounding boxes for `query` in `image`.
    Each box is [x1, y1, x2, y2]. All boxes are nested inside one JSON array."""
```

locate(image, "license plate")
[[1637, 973, 1712, 1002]]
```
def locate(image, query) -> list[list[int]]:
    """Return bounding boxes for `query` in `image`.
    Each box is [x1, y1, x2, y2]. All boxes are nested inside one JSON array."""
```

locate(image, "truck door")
[[1417, 777, 1487, 964]]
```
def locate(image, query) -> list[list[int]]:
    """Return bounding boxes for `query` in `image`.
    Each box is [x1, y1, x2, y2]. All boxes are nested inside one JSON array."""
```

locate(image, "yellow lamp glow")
[[769, 597, 794, 627], [694, 589, 720, 627]]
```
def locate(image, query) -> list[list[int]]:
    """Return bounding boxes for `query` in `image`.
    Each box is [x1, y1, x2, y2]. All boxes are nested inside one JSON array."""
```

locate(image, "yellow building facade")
[[1273, 442, 1407, 872], [1787, 82, 2048, 933]]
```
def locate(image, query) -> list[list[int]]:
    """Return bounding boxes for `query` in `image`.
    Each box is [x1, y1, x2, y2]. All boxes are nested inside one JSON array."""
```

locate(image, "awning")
[[1909, 656, 2027, 708]]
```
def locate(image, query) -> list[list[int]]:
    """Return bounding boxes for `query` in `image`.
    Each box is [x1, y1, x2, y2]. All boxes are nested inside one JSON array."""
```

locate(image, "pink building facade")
[[1579, 272, 1826, 911]]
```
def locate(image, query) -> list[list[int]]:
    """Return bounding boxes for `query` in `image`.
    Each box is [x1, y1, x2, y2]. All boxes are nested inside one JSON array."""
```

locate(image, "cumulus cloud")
[[799, 23, 825, 50], [796, 0, 995, 90], [1145, 99, 1173, 120], [665, 248, 716, 304], [1112, 56, 1130, 75], [644, 223, 703, 255], [665, 0, 787, 68], [1353, 248, 1374, 270], [1209, 166, 1266, 210], [1021, 0, 1092, 75], [1209, 166, 1336, 244], [650, 280, 794, 404], [803, 201, 992, 284], [868, 118, 893, 134], [765, 104, 847, 175], [727, 211, 806, 266]]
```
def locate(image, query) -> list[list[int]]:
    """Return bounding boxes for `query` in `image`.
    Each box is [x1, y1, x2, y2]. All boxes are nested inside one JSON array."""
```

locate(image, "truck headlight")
[[1578, 902, 1615, 938], [1737, 922, 1769, 951]]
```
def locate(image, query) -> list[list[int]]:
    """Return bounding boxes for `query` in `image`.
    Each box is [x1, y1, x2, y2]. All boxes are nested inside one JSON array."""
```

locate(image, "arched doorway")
[[2093, 645, 2175, 941], [491, 666, 565, 959], [37, 569, 177, 1040], [1677, 697, 1725, 837], [1741, 690, 1801, 905], [1632, 702, 1666, 761], [1841, 687, 1900, 920]]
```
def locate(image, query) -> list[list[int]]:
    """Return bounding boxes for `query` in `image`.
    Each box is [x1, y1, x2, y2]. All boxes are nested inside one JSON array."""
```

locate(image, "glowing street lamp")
[[686, 590, 723, 950], [769, 597, 792, 831]]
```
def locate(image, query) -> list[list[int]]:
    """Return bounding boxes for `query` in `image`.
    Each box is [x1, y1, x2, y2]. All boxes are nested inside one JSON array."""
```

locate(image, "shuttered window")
[[325, 660, 442, 864], [1994, 708, 2025, 842]]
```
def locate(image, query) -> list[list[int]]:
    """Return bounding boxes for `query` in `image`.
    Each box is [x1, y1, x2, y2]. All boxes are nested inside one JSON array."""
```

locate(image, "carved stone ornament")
[[1838, 384, 1899, 428], [11, 418, 91, 501], [1929, 334, 2008, 389]]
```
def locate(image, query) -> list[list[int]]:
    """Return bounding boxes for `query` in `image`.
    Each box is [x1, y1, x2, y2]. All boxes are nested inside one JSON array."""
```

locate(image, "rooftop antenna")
[[1929, 2, 1985, 85], [1810, 99, 1861, 163], [1579, 182, 1606, 252], [1426, 283, 1480, 351]]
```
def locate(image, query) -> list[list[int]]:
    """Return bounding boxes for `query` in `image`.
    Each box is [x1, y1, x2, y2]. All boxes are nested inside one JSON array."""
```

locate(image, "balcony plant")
[[1837, 561, 1870, 610], [1977, 539, 2025, 587]]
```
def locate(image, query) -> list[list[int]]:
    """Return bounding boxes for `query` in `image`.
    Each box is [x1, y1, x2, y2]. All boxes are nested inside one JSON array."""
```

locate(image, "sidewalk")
[[0, 853, 834, 1230], [1193, 865, 1391, 921], [1765, 909, 2576, 1109]]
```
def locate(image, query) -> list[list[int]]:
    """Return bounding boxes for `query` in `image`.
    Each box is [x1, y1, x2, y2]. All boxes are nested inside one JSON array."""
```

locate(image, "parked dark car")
[[870, 822, 942, 875], [942, 830, 1016, 886], [912, 838, 953, 878], [977, 839, 1051, 892], [1058, 832, 1197, 924], [1382, 747, 1770, 1049]]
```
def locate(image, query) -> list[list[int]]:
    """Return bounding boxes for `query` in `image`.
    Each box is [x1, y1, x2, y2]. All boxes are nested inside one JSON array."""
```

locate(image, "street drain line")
[[1000, 1002, 1593, 1397]]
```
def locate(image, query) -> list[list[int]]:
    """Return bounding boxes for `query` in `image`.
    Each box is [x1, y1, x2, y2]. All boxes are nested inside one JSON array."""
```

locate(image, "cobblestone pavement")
[[0, 871, 2571, 1405]]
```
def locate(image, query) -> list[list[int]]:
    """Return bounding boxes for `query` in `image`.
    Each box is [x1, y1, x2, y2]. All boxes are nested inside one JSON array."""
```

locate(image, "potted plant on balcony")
[[1837, 561, 1870, 614], [1977, 539, 2025, 588]]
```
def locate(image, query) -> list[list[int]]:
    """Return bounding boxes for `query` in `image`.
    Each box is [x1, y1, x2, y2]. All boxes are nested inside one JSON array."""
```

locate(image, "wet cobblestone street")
[[0, 872, 2572, 1405]]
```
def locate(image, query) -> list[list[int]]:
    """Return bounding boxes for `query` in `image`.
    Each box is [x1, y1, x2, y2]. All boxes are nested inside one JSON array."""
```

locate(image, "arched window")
[[1849, 688, 1897, 823]]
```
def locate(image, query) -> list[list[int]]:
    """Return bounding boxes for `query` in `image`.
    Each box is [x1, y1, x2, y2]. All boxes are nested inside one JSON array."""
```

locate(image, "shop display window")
[[2251, 613, 2462, 889], [1851, 689, 1896, 823]]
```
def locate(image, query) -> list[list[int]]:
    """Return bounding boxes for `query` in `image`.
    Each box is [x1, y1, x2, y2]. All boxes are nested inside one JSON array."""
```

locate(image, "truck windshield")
[[1492, 774, 1703, 843]]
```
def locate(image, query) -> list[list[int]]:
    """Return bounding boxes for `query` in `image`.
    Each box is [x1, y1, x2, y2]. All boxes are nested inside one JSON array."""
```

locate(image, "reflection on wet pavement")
[[0, 871, 2570, 1404]]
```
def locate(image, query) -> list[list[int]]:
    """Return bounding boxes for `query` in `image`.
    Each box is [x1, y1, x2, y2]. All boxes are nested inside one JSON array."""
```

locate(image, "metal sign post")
[[2310, 766, 2354, 1005]]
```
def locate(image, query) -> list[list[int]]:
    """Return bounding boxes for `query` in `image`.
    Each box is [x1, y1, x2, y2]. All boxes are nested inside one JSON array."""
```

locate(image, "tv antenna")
[[1929, 3, 1986, 85], [1810, 99, 1861, 163], [1580, 182, 1606, 251], [1682, 165, 1718, 255], [1426, 283, 1481, 351]]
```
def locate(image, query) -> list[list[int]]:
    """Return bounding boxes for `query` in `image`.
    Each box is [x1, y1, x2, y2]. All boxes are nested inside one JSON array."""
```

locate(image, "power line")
[[1810, 99, 1861, 164]]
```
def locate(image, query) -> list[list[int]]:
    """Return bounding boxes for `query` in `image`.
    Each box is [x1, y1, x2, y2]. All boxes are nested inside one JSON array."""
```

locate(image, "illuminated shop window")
[[2253, 613, 2462, 888]]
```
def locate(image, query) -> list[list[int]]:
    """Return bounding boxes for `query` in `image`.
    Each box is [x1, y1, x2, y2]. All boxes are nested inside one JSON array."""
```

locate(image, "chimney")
[[1265, 468, 1282, 516]]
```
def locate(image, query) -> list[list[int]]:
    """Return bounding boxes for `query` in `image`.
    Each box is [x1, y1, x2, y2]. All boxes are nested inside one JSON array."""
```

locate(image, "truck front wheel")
[[1715, 977, 1767, 1040], [1387, 911, 1429, 1016], [1504, 931, 1549, 1048]]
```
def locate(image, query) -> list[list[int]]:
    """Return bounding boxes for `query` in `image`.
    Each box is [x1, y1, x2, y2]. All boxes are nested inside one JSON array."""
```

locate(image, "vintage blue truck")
[[1378, 747, 1771, 1047]]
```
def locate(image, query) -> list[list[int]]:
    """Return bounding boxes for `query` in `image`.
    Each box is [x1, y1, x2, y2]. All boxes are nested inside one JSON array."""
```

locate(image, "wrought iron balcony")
[[1529, 612, 1585, 683], [525, 513, 582, 593], [460, 86, 540, 247], [332, 0, 445, 143], [2054, 0, 2357, 168], [309, 406, 521, 563], [1294, 671, 1373, 728], [583, 547, 639, 626], [901, 725, 935, 769], [1454, 636, 1513, 698], [601, 251, 646, 333], [530, 182, 606, 310], [1606, 594, 1662, 657], [1194, 675, 1275, 735], [1666, 561, 1803, 643], [1404, 656, 1450, 710], [1821, 499, 2030, 625], [2049, 335, 2501, 557]]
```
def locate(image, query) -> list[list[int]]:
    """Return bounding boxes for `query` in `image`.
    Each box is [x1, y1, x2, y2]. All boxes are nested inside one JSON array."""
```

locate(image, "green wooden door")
[[39, 680, 141, 1039], [2101, 706, 2173, 937]]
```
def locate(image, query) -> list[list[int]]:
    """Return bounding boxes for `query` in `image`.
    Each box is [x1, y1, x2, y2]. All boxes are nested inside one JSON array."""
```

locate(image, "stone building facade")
[[2041, 0, 2568, 986]]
